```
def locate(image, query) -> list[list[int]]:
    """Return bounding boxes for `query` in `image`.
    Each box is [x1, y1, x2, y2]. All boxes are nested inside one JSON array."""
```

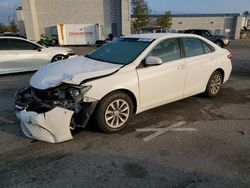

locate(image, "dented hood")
[[30, 56, 122, 90]]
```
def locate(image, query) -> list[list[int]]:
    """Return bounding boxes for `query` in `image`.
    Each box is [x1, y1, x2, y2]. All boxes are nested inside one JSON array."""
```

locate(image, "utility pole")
[[8, 16, 12, 34]]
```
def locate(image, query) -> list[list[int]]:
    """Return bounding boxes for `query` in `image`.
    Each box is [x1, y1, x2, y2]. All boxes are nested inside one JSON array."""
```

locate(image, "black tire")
[[51, 54, 67, 62], [94, 91, 134, 133], [215, 40, 224, 48], [205, 70, 223, 98]]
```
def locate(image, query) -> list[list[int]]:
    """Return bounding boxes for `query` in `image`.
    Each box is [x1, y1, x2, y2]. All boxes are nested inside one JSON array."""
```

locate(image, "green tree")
[[9, 20, 19, 33], [0, 23, 7, 33], [157, 11, 172, 30], [131, 0, 151, 33], [243, 11, 249, 27]]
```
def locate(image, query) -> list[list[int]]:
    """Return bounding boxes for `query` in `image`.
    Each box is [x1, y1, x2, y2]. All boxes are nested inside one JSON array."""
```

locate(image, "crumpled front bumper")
[[16, 107, 74, 143]]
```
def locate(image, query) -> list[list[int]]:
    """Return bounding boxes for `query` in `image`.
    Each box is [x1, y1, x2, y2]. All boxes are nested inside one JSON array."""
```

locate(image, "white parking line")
[[172, 128, 197, 132], [0, 117, 15, 124], [136, 121, 197, 142]]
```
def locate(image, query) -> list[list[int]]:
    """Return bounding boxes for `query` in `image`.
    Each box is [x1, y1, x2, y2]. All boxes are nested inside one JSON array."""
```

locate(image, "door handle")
[[177, 65, 185, 69]]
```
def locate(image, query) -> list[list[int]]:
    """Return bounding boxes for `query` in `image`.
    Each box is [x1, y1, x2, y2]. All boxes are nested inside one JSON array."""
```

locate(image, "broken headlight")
[[68, 85, 92, 100], [69, 88, 81, 98]]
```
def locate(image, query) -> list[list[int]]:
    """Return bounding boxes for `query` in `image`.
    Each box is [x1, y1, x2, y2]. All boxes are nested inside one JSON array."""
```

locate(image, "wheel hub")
[[114, 110, 120, 116]]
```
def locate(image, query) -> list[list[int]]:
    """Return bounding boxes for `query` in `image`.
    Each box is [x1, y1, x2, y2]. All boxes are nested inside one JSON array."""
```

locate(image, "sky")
[[0, 0, 249, 25], [146, 0, 250, 14], [0, 0, 19, 25]]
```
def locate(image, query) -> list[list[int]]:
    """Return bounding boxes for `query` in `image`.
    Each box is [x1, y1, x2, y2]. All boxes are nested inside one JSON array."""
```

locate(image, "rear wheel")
[[94, 91, 134, 133], [205, 71, 223, 97], [51, 54, 67, 62]]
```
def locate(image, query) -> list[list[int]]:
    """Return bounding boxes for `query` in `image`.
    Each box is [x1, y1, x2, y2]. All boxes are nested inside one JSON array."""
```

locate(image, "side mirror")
[[145, 56, 163, 66]]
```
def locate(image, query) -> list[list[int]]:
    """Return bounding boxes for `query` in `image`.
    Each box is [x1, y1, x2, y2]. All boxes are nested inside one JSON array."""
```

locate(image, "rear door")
[[181, 37, 216, 96]]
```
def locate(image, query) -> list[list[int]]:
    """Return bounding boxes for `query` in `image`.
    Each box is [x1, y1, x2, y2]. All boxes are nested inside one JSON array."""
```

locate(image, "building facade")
[[17, 0, 130, 41], [16, 7, 26, 37], [132, 13, 247, 39]]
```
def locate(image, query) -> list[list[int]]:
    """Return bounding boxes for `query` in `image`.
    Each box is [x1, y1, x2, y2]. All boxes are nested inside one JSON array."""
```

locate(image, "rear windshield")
[[86, 38, 153, 65]]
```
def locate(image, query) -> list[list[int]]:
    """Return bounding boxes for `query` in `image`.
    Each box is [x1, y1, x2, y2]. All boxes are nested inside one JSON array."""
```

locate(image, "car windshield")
[[86, 38, 153, 65]]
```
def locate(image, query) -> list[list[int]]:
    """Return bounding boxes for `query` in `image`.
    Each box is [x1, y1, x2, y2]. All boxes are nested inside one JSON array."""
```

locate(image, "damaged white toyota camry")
[[14, 33, 232, 143]]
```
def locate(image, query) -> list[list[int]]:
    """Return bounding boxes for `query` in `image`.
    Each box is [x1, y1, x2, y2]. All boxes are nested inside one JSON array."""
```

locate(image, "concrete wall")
[[20, 0, 131, 41], [234, 17, 245, 39], [16, 8, 26, 37], [121, 0, 131, 35], [21, 0, 39, 41], [132, 14, 243, 39]]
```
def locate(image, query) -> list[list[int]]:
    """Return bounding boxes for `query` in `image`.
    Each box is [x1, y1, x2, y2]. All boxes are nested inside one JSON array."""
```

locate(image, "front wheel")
[[51, 54, 67, 62], [94, 91, 134, 133], [205, 71, 223, 98]]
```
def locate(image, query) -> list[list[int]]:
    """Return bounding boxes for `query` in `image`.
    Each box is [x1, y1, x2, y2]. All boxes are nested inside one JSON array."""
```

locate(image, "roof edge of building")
[[131, 13, 241, 18]]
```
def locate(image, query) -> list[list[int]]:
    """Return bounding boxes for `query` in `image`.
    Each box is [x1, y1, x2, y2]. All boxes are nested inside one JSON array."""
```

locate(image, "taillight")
[[227, 54, 232, 60]]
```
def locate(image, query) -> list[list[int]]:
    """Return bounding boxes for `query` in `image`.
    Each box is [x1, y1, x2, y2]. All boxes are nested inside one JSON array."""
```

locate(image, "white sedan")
[[0, 37, 76, 74], [14, 33, 232, 143]]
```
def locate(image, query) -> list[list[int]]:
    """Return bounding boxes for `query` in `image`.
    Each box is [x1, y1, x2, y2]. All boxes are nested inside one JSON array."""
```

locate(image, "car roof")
[[0, 36, 27, 40], [123, 33, 198, 40], [0, 36, 44, 48]]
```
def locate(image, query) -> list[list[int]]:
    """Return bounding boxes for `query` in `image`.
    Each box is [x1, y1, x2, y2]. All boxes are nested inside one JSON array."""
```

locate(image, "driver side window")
[[7, 39, 38, 50], [148, 39, 181, 62]]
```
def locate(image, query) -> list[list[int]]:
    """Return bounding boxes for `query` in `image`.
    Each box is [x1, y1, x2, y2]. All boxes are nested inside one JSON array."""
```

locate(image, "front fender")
[[85, 69, 141, 113]]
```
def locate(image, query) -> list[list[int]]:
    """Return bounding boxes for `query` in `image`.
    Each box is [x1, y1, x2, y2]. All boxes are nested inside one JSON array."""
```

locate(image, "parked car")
[[14, 33, 232, 143], [183, 29, 229, 47], [155, 29, 177, 33], [0, 37, 76, 75]]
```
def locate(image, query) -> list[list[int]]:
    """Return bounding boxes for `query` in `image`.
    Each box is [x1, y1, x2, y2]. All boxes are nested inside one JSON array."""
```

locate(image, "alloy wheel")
[[52, 55, 66, 62], [104, 99, 130, 128], [210, 75, 222, 94]]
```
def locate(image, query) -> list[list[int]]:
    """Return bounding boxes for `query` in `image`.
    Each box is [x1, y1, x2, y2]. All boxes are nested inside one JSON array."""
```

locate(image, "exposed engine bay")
[[14, 85, 98, 143]]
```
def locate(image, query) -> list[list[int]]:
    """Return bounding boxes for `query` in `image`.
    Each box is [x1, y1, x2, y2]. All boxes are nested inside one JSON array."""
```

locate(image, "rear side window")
[[7, 39, 37, 50], [149, 38, 181, 62], [182, 38, 205, 57], [0, 39, 8, 50], [202, 41, 214, 54]]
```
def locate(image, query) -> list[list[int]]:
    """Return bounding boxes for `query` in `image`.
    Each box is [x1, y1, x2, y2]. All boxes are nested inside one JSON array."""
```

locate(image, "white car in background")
[[0, 37, 76, 75], [14, 33, 232, 143]]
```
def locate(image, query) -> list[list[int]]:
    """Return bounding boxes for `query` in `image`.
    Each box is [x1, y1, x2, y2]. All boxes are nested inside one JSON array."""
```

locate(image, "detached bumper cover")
[[16, 107, 74, 143]]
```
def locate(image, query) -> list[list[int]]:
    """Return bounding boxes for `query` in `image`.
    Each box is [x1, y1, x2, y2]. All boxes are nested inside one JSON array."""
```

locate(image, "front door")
[[137, 38, 186, 110], [6, 38, 49, 72], [0, 38, 15, 74]]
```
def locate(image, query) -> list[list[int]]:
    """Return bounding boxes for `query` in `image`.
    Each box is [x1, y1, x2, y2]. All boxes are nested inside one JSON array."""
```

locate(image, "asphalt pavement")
[[0, 40, 249, 188]]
